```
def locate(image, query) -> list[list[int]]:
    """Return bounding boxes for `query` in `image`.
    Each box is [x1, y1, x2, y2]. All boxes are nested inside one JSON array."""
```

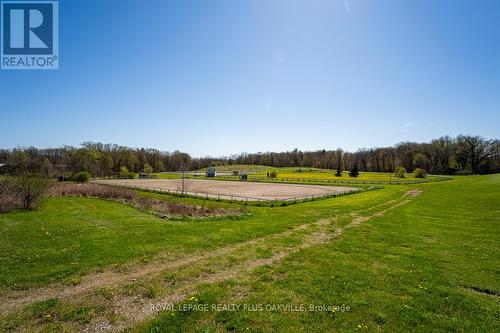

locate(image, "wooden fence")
[[130, 185, 383, 207]]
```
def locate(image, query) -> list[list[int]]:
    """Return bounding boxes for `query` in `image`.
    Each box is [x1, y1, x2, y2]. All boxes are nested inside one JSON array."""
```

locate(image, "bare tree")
[[457, 135, 498, 173], [12, 176, 50, 210]]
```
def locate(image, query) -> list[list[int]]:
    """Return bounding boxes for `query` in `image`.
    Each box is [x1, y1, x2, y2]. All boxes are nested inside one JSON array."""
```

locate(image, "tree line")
[[0, 135, 498, 178], [228, 135, 499, 175]]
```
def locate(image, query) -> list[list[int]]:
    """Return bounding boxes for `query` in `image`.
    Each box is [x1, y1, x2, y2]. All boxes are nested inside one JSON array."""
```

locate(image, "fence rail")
[[118, 184, 381, 207], [228, 176, 452, 186]]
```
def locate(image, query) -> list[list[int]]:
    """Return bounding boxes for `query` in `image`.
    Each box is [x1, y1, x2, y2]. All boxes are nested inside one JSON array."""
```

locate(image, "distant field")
[[230, 168, 446, 185], [151, 172, 182, 179], [270, 171, 441, 181], [198, 165, 274, 173], [163, 166, 446, 184], [152, 165, 274, 179]]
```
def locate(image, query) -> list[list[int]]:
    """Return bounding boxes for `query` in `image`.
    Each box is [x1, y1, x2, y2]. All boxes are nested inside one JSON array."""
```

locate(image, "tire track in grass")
[[86, 190, 422, 332], [87, 218, 336, 333], [0, 216, 327, 315]]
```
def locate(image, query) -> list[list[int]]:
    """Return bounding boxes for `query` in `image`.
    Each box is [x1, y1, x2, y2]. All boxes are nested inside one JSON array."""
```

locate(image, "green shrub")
[[395, 166, 406, 178], [269, 171, 278, 178], [73, 171, 90, 183], [119, 167, 135, 179], [413, 168, 426, 178], [119, 166, 129, 178], [143, 163, 154, 175]]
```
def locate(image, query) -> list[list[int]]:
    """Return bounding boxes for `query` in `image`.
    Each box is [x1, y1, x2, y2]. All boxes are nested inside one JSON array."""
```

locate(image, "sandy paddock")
[[93, 179, 359, 201]]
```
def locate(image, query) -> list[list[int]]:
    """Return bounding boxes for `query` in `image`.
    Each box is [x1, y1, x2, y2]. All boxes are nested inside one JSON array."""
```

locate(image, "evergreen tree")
[[349, 164, 359, 177], [335, 163, 342, 177]]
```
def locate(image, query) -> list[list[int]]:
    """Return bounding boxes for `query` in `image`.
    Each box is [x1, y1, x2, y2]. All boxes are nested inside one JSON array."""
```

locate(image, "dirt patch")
[[93, 179, 359, 201], [403, 189, 423, 198]]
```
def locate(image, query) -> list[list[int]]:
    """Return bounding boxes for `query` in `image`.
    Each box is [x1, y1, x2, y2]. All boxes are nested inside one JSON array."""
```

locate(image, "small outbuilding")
[[206, 167, 217, 177]]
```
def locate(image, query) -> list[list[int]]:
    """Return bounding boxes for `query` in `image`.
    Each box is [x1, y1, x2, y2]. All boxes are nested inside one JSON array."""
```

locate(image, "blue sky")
[[0, 0, 499, 157]]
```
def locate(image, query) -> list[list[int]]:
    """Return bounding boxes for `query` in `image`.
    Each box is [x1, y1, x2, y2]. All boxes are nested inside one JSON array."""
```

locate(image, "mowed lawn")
[[0, 175, 498, 332], [0, 184, 401, 291]]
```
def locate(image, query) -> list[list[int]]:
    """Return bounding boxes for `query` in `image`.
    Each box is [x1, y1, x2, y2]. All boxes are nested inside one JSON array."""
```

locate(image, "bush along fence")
[[121, 184, 383, 207]]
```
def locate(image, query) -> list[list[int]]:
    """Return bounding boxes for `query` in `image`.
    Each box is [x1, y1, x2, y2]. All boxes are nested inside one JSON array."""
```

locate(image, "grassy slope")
[[197, 165, 274, 173], [0, 175, 498, 332], [133, 175, 499, 332], [170, 165, 435, 180], [0, 187, 391, 291]]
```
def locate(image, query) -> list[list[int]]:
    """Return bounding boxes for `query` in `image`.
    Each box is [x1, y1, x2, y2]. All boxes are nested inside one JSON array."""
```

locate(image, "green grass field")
[[274, 170, 438, 181], [198, 165, 275, 173], [0, 175, 498, 332], [159, 166, 448, 185], [195, 165, 415, 180]]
